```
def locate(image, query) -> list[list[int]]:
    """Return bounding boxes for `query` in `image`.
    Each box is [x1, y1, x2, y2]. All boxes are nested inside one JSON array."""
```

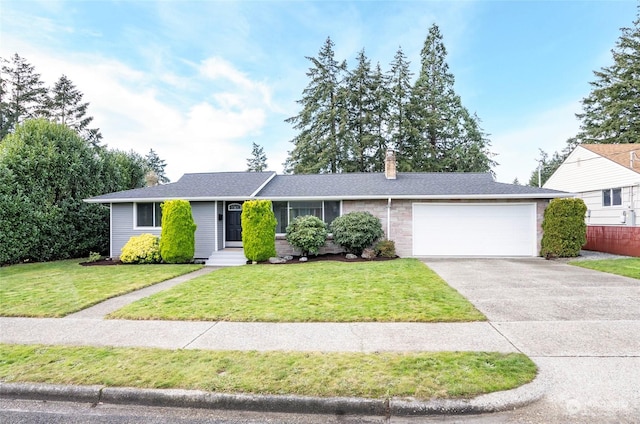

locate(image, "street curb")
[[0, 372, 546, 416]]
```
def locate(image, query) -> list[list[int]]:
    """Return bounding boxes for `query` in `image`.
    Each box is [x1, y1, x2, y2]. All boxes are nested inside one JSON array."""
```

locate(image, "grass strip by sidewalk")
[[0, 260, 202, 317], [0, 344, 536, 400], [109, 259, 485, 322], [571, 258, 640, 279]]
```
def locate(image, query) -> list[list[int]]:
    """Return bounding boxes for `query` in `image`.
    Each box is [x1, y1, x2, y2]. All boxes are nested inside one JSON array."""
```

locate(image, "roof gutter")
[[85, 192, 574, 204]]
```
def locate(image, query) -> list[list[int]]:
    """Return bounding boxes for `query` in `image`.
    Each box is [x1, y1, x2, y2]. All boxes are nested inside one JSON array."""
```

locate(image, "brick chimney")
[[385, 149, 397, 180]]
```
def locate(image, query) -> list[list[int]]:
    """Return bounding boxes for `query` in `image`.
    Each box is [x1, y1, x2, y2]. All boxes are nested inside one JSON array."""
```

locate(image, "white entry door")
[[412, 203, 537, 256]]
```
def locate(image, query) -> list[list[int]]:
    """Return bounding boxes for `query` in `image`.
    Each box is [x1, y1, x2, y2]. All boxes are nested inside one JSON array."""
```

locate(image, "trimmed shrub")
[[330, 211, 384, 255], [286, 215, 328, 256], [120, 234, 161, 264], [540, 198, 587, 258], [242, 200, 277, 262], [375, 239, 397, 258], [159, 200, 197, 264]]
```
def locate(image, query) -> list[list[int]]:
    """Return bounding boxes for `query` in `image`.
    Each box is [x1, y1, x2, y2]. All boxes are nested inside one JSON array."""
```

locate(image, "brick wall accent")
[[275, 235, 344, 257], [274, 198, 550, 258], [344, 198, 549, 257]]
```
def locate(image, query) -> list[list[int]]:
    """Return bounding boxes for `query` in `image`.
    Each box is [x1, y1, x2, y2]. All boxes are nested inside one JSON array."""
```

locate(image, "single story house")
[[544, 144, 640, 257], [86, 152, 568, 262]]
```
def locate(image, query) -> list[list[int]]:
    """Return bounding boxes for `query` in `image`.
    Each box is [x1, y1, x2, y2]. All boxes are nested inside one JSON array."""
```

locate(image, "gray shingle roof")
[[86, 171, 568, 203], [87, 172, 276, 201], [256, 172, 565, 198]]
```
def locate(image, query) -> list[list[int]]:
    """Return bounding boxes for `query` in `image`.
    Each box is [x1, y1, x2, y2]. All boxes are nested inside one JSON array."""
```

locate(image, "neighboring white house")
[[544, 144, 640, 256]]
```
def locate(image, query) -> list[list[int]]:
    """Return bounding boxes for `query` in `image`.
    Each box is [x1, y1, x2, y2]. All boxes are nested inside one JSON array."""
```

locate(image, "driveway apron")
[[423, 258, 640, 421]]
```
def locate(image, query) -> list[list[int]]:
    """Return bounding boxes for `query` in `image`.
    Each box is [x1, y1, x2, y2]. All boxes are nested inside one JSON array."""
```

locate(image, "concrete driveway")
[[423, 258, 640, 423]]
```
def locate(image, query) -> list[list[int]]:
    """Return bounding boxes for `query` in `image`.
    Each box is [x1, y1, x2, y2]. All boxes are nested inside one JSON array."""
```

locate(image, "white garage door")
[[413, 203, 536, 256]]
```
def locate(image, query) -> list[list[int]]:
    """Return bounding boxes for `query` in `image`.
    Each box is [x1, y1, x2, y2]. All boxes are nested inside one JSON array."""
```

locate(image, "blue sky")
[[1, 0, 636, 183]]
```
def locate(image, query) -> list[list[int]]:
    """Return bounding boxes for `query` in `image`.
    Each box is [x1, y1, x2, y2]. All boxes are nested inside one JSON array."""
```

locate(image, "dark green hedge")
[[159, 200, 197, 263], [241, 200, 277, 262], [540, 198, 587, 258], [0, 119, 150, 265]]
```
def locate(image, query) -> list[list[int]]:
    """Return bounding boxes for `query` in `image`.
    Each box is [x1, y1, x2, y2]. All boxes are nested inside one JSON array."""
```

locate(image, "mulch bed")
[[79, 258, 124, 266], [263, 253, 398, 264], [80, 253, 398, 266]]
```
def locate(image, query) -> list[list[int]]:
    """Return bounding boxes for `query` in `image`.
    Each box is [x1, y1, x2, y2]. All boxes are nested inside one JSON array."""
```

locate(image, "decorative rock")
[[361, 248, 376, 260], [284, 255, 294, 261], [268, 257, 288, 264], [345, 253, 358, 260], [299, 256, 308, 262]]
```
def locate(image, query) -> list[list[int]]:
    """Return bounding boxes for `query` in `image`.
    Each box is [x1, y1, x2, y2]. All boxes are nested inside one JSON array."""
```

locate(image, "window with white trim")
[[136, 202, 162, 227], [602, 188, 622, 207], [273, 201, 340, 233]]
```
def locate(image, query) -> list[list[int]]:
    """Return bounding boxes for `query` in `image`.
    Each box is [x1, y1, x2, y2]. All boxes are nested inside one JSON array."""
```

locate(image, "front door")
[[225, 202, 243, 246]]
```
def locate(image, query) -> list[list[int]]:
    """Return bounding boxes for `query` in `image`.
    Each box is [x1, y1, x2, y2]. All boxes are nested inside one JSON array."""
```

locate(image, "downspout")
[[214, 202, 219, 251], [387, 198, 392, 239], [109, 203, 113, 258]]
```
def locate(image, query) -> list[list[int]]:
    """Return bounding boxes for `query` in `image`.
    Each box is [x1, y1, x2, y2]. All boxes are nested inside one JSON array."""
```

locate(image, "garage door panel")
[[413, 203, 536, 256]]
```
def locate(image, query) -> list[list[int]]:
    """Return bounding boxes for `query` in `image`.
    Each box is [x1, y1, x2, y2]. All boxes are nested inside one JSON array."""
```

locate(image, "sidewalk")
[[0, 267, 544, 417]]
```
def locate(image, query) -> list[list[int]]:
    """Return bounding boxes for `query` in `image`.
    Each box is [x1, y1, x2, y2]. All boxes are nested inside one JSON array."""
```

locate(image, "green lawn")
[[0, 260, 202, 317], [109, 259, 485, 322], [571, 258, 640, 279], [0, 344, 536, 400]]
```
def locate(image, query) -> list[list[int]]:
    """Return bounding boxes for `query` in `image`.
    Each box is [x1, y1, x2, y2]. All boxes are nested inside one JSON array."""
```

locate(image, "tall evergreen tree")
[[343, 49, 377, 172], [576, 10, 640, 144], [145, 148, 169, 183], [387, 47, 413, 165], [246, 142, 268, 172], [405, 25, 495, 172], [368, 63, 390, 172], [46, 74, 103, 146], [285, 37, 348, 173], [0, 54, 48, 140]]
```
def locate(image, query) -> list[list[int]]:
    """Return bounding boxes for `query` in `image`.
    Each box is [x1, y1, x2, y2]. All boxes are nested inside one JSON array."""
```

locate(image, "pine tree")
[[576, 10, 640, 144], [285, 37, 348, 173], [46, 74, 103, 146], [0, 54, 48, 140], [368, 63, 390, 172], [387, 47, 413, 168], [246, 142, 267, 172], [406, 25, 495, 172], [145, 148, 169, 183], [343, 49, 378, 172]]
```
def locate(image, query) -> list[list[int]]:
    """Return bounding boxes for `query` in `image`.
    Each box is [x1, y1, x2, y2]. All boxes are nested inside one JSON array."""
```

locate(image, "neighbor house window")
[[136, 202, 162, 227], [602, 188, 622, 207], [273, 201, 341, 233]]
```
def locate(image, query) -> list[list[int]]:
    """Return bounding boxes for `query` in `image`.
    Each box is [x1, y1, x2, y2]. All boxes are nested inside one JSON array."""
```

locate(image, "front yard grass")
[[0, 344, 536, 400], [109, 259, 485, 322], [0, 260, 202, 317], [571, 258, 640, 279]]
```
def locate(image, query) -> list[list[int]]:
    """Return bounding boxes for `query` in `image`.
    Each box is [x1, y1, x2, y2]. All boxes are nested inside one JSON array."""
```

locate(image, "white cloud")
[[0, 37, 276, 182], [491, 102, 581, 184]]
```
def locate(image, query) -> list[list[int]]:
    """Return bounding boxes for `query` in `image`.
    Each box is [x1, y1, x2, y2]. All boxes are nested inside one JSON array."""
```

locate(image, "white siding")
[[191, 202, 216, 258], [544, 146, 640, 192], [544, 146, 640, 227], [580, 187, 639, 226]]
